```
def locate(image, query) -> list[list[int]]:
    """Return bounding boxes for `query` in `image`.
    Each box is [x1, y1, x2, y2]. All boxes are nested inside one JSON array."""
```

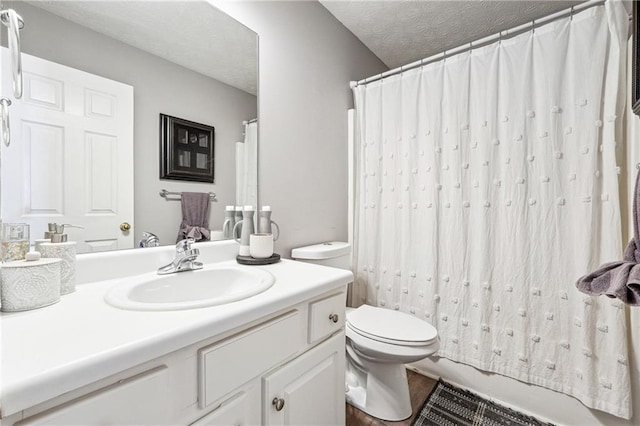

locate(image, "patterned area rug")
[[411, 380, 551, 426]]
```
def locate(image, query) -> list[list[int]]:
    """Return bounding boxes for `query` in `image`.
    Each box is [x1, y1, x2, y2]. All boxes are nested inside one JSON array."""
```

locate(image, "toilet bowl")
[[291, 242, 440, 422], [345, 305, 439, 421]]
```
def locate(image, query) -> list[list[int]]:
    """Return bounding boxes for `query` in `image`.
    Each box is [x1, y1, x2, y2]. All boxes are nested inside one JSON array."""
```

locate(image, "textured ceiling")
[[319, 0, 583, 70], [26, 1, 258, 95]]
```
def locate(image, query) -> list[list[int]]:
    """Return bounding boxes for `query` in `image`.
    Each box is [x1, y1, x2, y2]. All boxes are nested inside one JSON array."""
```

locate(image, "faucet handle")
[[176, 238, 195, 252], [139, 232, 160, 248]]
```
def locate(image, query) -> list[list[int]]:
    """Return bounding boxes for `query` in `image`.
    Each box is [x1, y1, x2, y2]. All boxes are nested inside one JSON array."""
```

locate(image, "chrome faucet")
[[139, 231, 160, 248], [157, 238, 203, 275]]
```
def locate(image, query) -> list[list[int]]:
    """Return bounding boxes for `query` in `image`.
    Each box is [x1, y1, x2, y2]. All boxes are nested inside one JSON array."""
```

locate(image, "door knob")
[[329, 313, 339, 323], [120, 222, 131, 232], [272, 397, 285, 411]]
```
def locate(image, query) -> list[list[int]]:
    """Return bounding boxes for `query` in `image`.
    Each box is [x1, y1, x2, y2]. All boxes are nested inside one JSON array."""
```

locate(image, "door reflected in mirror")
[[0, 1, 258, 253]]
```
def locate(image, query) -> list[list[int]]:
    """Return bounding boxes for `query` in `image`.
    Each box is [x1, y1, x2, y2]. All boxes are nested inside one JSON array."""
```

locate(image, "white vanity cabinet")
[[195, 291, 346, 426], [193, 332, 344, 426], [5, 289, 347, 426]]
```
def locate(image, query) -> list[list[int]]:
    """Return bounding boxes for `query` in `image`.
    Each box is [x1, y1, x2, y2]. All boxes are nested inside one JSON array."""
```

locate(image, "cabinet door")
[[191, 382, 260, 426], [263, 332, 345, 426]]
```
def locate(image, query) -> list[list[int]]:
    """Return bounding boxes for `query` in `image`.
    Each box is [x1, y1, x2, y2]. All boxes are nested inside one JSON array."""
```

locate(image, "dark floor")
[[345, 369, 438, 426]]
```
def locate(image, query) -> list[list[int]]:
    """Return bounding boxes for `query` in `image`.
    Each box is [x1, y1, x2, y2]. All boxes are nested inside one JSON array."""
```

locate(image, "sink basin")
[[104, 265, 275, 311]]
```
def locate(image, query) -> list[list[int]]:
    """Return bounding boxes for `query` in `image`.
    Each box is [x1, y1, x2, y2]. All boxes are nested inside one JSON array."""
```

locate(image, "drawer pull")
[[329, 313, 339, 323], [272, 397, 285, 411]]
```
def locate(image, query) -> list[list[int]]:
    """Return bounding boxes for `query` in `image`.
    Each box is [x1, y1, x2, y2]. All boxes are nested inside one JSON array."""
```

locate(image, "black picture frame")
[[633, 1, 640, 116], [160, 114, 215, 183]]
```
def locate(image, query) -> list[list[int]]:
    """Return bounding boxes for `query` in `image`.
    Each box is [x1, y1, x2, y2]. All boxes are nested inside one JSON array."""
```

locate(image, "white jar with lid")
[[1, 257, 62, 312]]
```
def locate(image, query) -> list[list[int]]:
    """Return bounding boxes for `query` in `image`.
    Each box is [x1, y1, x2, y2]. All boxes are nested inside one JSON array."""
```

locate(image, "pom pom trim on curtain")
[[352, 1, 631, 419]]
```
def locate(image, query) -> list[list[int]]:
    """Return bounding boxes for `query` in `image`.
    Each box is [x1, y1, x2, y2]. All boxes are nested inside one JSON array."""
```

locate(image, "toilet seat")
[[346, 305, 438, 346], [346, 322, 439, 363]]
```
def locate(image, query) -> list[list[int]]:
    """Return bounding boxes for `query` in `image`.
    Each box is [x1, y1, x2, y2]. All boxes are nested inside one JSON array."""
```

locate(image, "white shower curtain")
[[236, 120, 257, 207], [352, 2, 631, 419]]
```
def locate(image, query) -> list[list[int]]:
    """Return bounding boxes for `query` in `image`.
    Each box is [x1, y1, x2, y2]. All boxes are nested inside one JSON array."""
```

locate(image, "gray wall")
[[212, 0, 388, 257], [7, 2, 257, 247]]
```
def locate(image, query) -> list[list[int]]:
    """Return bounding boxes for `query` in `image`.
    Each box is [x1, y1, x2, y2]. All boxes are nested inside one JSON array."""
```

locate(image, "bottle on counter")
[[233, 206, 255, 256], [38, 223, 83, 295], [234, 206, 244, 238], [223, 206, 236, 239], [258, 206, 280, 241]]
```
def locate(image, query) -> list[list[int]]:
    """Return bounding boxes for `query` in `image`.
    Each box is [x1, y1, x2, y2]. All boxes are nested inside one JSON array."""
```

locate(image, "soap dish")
[[236, 253, 281, 265]]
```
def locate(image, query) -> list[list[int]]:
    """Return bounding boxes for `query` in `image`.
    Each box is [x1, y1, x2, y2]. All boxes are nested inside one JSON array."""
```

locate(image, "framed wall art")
[[160, 114, 215, 183]]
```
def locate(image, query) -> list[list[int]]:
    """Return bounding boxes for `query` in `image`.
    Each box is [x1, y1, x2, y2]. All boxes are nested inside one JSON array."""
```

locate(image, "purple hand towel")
[[576, 170, 640, 305], [176, 192, 211, 243]]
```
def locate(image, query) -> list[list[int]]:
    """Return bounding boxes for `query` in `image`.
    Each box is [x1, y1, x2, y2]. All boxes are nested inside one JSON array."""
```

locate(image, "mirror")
[[0, 0, 258, 253]]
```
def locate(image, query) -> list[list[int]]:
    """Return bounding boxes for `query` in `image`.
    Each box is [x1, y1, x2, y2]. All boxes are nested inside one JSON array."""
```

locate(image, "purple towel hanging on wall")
[[576, 170, 640, 305], [176, 192, 211, 243]]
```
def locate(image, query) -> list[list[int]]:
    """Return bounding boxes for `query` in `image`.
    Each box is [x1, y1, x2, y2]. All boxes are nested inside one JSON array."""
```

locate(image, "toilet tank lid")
[[291, 242, 351, 260]]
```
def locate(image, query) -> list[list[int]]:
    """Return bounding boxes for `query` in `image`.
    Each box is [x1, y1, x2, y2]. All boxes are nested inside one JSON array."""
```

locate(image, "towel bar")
[[159, 189, 217, 202]]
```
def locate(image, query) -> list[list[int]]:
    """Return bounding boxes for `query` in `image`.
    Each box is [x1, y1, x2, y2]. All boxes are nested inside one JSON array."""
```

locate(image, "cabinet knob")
[[120, 222, 131, 232], [329, 313, 339, 323], [272, 397, 285, 411]]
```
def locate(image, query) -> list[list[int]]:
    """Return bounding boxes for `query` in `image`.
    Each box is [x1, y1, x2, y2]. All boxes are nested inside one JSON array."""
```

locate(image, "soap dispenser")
[[38, 223, 82, 295], [34, 222, 58, 252]]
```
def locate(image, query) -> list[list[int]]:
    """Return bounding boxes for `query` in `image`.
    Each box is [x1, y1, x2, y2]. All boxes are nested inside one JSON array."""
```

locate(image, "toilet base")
[[345, 357, 412, 421]]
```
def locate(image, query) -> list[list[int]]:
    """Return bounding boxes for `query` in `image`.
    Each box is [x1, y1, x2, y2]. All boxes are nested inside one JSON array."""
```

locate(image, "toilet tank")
[[291, 242, 351, 270]]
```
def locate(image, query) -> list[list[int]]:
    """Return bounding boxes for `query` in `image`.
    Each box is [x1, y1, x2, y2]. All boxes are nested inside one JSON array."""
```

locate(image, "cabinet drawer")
[[17, 366, 170, 425], [198, 311, 303, 409], [308, 293, 345, 344]]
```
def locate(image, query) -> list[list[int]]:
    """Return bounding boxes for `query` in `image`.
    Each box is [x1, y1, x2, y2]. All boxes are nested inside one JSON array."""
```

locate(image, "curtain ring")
[[570, 6, 574, 21], [531, 19, 536, 34], [498, 31, 502, 44], [443, 50, 447, 62]]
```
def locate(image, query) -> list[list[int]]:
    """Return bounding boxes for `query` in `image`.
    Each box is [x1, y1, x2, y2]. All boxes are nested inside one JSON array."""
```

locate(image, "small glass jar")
[[1, 223, 30, 262]]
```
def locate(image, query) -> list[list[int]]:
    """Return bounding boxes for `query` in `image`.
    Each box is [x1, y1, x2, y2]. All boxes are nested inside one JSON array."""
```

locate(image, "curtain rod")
[[350, 0, 607, 89], [242, 118, 257, 136]]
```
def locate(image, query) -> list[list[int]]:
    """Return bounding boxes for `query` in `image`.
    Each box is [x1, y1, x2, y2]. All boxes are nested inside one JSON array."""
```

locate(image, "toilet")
[[291, 242, 440, 421]]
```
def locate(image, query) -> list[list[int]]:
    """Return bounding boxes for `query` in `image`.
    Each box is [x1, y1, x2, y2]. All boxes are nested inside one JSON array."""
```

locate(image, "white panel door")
[[1, 49, 134, 253]]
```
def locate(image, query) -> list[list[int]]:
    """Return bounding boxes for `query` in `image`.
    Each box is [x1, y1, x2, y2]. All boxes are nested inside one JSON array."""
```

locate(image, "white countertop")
[[0, 241, 352, 417]]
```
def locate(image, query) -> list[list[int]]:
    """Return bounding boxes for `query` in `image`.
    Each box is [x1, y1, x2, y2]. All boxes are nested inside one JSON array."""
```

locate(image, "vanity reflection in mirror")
[[0, 0, 258, 253]]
